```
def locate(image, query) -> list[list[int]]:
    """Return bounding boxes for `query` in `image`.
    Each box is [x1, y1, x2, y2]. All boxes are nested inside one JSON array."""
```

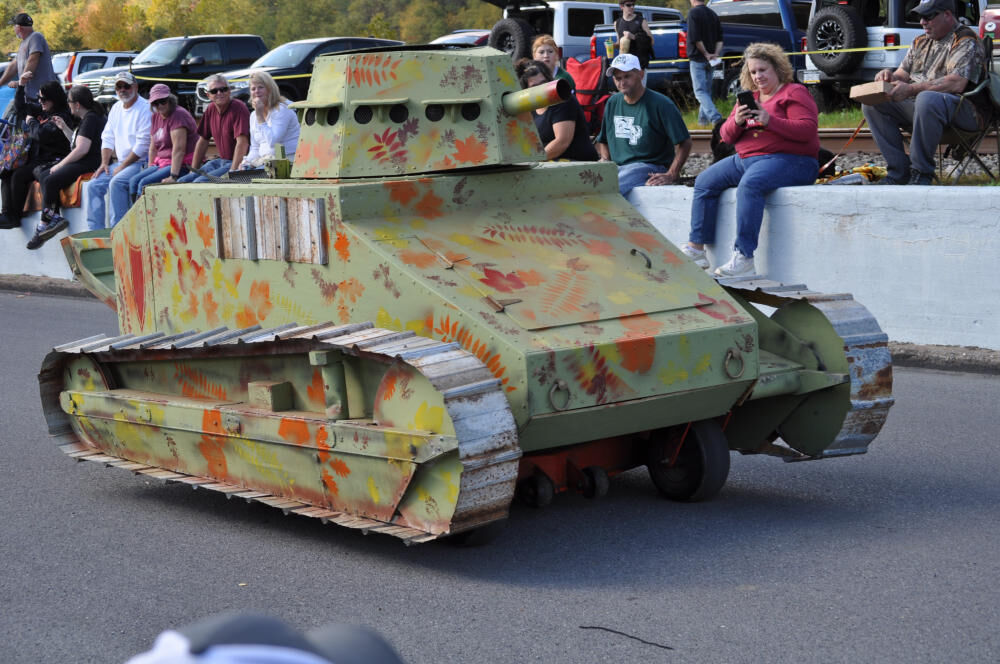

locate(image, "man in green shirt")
[[596, 54, 692, 195]]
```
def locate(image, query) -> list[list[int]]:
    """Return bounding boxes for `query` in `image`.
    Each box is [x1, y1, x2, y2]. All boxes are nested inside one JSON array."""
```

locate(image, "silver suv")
[[798, 0, 986, 108], [52, 50, 136, 90]]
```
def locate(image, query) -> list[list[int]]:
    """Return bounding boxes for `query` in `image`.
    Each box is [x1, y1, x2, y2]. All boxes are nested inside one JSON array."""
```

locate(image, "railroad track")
[[690, 128, 882, 155]]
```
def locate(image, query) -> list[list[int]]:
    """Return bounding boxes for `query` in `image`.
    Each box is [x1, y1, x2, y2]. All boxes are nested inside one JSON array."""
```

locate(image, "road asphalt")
[[3, 273, 999, 375]]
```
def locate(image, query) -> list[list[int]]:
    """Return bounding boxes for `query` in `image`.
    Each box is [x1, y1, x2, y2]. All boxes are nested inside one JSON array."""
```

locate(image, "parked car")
[[74, 34, 268, 113], [193, 37, 403, 114], [51, 49, 136, 90], [980, 4, 1000, 55], [429, 29, 491, 46], [798, 0, 987, 108], [486, 1, 682, 62]]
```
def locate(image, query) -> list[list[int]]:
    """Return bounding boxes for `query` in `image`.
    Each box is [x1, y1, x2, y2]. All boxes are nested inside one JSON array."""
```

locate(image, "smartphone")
[[736, 91, 758, 110]]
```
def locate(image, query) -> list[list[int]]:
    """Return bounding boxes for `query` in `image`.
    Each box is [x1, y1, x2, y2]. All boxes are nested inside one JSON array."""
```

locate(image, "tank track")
[[718, 276, 894, 459], [38, 322, 521, 545]]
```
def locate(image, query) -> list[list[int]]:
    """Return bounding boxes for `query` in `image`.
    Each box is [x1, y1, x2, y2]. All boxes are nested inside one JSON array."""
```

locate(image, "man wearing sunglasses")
[[0, 13, 57, 101], [178, 73, 249, 183], [862, 0, 988, 185], [85, 71, 151, 230]]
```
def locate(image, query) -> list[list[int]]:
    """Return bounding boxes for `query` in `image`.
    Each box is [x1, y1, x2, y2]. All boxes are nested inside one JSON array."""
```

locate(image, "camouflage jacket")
[[901, 24, 988, 121]]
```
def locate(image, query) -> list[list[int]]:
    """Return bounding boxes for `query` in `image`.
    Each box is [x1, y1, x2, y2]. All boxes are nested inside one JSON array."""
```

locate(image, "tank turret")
[[48, 45, 893, 545], [290, 46, 569, 179]]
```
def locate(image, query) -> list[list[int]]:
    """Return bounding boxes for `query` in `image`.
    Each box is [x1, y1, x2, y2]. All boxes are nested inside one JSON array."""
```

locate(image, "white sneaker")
[[714, 251, 756, 277], [680, 243, 709, 269]]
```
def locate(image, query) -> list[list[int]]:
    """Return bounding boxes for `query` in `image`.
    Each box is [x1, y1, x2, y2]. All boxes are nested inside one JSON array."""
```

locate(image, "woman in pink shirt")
[[682, 43, 820, 278], [128, 83, 197, 201]]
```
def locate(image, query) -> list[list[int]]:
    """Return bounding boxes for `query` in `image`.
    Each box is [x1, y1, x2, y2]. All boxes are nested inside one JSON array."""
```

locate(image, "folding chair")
[[939, 36, 1000, 182], [565, 56, 613, 136]]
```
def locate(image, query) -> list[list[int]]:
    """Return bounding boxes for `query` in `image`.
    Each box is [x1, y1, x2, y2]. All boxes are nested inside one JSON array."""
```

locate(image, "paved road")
[[2, 292, 998, 663]]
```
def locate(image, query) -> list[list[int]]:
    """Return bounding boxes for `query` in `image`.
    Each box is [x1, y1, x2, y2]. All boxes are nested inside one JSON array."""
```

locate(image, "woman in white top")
[[236, 70, 300, 169]]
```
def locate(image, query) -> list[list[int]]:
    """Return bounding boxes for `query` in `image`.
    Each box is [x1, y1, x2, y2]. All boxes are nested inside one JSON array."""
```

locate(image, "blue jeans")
[[129, 164, 188, 200], [689, 152, 818, 258], [177, 157, 232, 183], [862, 90, 978, 180], [690, 60, 722, 126], [88, 160, 145, 229], [617, 162, 666, 196]]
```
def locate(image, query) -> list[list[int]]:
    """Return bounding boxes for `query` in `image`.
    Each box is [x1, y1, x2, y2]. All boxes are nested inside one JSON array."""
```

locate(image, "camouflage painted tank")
[[42, 45, 893, 544]]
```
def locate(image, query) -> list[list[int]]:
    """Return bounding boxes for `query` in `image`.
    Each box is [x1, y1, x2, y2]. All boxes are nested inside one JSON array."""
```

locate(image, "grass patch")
[[681, 100, 865, 129]]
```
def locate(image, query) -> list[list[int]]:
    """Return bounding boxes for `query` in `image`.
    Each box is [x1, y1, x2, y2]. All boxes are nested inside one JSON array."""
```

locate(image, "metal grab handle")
[[548, 379, 571, 411], [724, 348, 745, 379], [630, 248, 652, 269]]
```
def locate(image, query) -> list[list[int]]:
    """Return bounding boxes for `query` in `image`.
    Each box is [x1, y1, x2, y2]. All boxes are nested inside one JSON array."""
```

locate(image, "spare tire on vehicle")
[[489, 17, 534, 61], [807, 5, 867, 76]]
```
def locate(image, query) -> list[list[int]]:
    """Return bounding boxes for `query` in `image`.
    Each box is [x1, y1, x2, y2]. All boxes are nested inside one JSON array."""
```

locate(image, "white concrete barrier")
[[629, 184, 1000, 350], [3, 180, 999, 350]]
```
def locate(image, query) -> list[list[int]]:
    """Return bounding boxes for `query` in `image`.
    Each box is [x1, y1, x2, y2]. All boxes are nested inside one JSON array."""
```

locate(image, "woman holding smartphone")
[[681, 42, 819, 278]]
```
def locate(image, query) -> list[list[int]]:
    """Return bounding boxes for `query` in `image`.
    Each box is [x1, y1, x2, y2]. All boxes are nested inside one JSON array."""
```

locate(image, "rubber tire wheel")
[[646, 420, 731, 502], [489, 17, 534, 61], [581, 466, 610, 499], [807, 5, 867, 76], [714, 65, 741, 101], [518, 473, 555, 508]]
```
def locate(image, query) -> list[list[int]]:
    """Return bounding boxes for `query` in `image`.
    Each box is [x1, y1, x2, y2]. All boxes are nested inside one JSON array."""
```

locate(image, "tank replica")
[[42, 46, 893, 544]]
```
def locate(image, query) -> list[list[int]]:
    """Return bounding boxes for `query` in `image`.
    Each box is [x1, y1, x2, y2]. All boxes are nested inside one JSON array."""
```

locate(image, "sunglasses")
[[922, 10, 941, 19], [622, 2, 635, 6], [208, 87, 229, 95], [38, 95, 48, 102], [151, 99, 168, 107]]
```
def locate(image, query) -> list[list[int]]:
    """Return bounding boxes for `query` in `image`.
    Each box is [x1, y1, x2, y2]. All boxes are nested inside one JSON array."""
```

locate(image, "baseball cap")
[[605, 53, 642, 76], [115, 71, 136, 86], [148, 83, 171, 103], [10, 13, 32, 26], [910, 0, 954, 16]]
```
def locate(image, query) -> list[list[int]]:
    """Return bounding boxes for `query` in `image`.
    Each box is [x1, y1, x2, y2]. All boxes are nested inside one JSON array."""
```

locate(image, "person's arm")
[[755, 86, 817, 142], [22, 51, 40, 78], [596, 141, 611, 161], [161, 127, 187, 183], [0, 60, 15, 87], [114, 150, 140, 176], [888, 73, 969, 101], [544, 121, 575, 160], [190, 136, 209, 170], [94, 147, 115, 177], [50, 136, 92, 172], [230, 134, 249, 170], [641, 18, 653, 38]]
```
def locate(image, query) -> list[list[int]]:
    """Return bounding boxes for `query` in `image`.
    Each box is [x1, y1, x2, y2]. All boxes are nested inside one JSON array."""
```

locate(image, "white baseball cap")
[[606, 53, 642, 76]]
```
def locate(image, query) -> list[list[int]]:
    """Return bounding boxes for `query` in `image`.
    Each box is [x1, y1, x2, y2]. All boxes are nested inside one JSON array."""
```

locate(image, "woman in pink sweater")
[[682, 42, 820, 277]]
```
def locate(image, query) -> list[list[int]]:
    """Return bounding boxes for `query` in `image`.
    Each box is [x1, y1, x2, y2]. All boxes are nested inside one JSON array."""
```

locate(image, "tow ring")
[[548, 379, 571, 411], [724, 348, 745, 379]]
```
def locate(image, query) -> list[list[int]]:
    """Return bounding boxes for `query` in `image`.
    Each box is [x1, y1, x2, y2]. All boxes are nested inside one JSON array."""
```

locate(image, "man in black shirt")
[[687, 0, 724, 126]]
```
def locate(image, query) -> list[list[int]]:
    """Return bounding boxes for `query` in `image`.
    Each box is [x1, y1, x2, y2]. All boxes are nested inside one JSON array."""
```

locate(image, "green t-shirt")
[[553, 67, 576, 91], [596, 89, 690, 167]]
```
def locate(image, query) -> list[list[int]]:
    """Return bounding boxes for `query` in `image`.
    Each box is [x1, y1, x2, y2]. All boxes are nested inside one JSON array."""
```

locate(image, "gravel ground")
[[684, 149, 1000, 181]]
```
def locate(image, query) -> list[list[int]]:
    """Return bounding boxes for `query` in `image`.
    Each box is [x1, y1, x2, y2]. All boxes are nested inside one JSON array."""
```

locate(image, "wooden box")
[[850, 81, 893, 105]]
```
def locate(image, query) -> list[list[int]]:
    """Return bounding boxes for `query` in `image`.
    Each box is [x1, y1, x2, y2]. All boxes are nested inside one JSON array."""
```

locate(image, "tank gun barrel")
[[501, 79, 571, 116]]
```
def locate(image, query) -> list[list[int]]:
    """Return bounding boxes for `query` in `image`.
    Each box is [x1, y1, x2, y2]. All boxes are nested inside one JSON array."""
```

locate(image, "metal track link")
[[40, 322, 521, 544], [718, 277, 894, 458]]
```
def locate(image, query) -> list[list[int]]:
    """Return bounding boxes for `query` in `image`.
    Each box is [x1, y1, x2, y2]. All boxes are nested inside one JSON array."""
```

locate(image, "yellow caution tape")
[[647, 43, 910, 66]]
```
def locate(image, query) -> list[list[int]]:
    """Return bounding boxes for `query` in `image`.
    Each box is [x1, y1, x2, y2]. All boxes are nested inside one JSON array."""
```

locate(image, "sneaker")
[[680, 243, 709, 269], [25, 215, 69, 250], [908, 170, 934, 186], [0, 214, 19, 229], [714, 251, 756, 278], [41, 207, 56, 224]]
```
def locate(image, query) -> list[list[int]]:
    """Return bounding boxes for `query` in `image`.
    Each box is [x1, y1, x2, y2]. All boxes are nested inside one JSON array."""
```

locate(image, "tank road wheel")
[[581, 466, 610, 500], [489, 18, 534, 61], [646, 420, 731, 502], [518, 472, 555, 508]]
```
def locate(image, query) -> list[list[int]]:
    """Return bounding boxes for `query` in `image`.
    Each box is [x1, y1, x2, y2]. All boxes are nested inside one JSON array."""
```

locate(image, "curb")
[[4, 274, 1000, 375]]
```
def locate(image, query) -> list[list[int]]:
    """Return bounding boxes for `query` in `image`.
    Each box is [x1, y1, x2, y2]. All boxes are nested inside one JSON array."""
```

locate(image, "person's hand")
[[112, 163, 127, 176], [646, 171, 677, 186], [887, 81, 913, 102], [18, 70, 32, 86], [753, 108, 770, 127], [623, 30, 635, 39], [51, 115, 67, 131], [7, 81, 15, 88], [874, 68, 894, 83], [94, 163, 109, 177], [734, 103, 754, 126]]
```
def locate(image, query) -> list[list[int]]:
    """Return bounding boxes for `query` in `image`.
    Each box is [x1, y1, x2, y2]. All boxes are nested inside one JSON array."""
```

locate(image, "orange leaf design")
[[195, 210, 214, 248], [515, 269, 545, 286], [625, 231, 662, 252], [578, 212, 619, 237], [202, 291, 219, 327], [385, 180, 419, 205], [249, 280, 273, 321], [480, 267, 526, 293], [306, 368, 324, 405], [415, 190, 444, 219], [399, 249, 437, 268], [334, 232, 350, 261], [452, 135, 488, 164], [235, 304, 258, 328]]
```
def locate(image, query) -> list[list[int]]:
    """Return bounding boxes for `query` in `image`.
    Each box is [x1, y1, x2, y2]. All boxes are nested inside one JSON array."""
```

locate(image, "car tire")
[[489, 17, 535, 61], [714, 64, 742, 101], [807, 5, 867, 76]]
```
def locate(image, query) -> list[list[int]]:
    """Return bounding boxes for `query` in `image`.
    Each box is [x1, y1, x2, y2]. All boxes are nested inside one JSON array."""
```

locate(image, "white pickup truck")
[[486, 0, 682, 62]]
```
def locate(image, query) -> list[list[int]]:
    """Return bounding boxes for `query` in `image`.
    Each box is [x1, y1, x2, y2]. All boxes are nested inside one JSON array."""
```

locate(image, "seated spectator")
[[236, 70, 300, 169], [178, 73, 249, 183], [87, 72, 150, 230], [862, 0, 987, 185], [0, 77, 71, 235], [595, 54, 692, 195], [682, 42, 819, 278], [515, 59, 598, 161], [128, 84, 197, 200], [27, 85, 106, 249], [532, 35, 575, 91]]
